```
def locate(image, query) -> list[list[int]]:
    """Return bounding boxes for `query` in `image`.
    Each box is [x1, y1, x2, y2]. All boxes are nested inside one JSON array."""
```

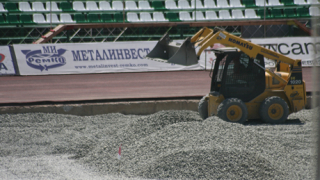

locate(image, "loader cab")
[[210, 48, 265, 102]]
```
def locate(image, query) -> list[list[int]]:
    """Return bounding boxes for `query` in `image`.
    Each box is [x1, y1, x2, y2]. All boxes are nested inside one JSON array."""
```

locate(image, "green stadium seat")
[[87, 14, 101, 23], [166, 12, 181, 21], [152, 1, 166, 10], [60, 2, 74, 12], [270, 9, 284, 18], [281, 0, 295, 5], [114, 13, 127, 23], [7, 14, 19, 24], [20, 14, 34, 24], [242, 0, 257, 7], [74, 14, 87, 23], [257, 9, 272, 19], [0, 15, 7, 24], [297, 7, 311, 17], [101, 14, 114, 23], [284, 8, 298, 18], [5, 2, 20, 12]]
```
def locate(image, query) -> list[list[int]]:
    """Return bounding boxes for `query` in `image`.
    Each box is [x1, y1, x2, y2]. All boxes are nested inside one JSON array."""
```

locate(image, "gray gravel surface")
[[0, 109, 316, 179]]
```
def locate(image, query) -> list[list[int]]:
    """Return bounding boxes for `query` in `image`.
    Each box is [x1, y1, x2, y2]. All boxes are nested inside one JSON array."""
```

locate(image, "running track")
[[0, 68, 313, 105]]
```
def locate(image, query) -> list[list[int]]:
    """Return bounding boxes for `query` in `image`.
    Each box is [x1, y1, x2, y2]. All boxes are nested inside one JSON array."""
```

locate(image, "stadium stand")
[[0, 0, 316, 44]]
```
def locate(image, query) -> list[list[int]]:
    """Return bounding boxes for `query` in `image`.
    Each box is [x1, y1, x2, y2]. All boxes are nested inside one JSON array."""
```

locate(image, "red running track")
[[0, 68, 313, 105]]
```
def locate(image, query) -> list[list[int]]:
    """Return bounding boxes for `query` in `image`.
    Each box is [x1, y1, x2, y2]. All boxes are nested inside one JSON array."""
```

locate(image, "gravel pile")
[[0, 109, 316, 179]]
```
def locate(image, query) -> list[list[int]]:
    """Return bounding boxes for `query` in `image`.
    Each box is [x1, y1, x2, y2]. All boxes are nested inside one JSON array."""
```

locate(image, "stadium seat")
[[87, 13, 101, 23], [140, 12, 153, 22], [281, 0, 295, 5], [152, 1, 166, 10], [127, 12, 140, 22], [0, 15, 7, 24], [46, 14, 60, 23], [73, 1, 86, 11], [20, 14, 34, 24], [125, 1, 139, 10], [112, 1, 124, 11], [99, 1, 112, 11], [268, 0, 284, 6], [100, 13, 114, 22], [297, 7, 310, 17], [255, 0, 268, 6], [217, 0, 230, 8], [46, 2, 62, 11], [179, 11, 193, 21], [244, 9, 260, 19], [86, 2, 99, 11], [74, 13, 87, 23], [114, 13, 126, 22], [138, 1, 154, 10], [32, 2, 47, 12], [294, 0, 308, 5], [231, 9, 245, 19], [5, 2, 20, 12], [190, 0, 205, 9], [307, 0, 320, 4], [205, 11, 218, 20], [203, 0, 217, 8], [219, 10, 232, 19], [60, 13, 75, 23], [0, 3, 7, 12], [178, 0, 193, 9], [310, 6, 320, 16], [242, 0, 257, 7], [166, 12, 181, 21], [19, 2, 33, 12], [284, 8, 297, 18], [153, 12, 168, 21], [193, 11, 206, 20], [257, 9, 272, 18], [165, 0, 179, 9], [270, 9, 284, 18], [60, 2, 74, 11], [229, 0, 245, 7], [33, 13, 46, 23], [7, 14, 20, 24]]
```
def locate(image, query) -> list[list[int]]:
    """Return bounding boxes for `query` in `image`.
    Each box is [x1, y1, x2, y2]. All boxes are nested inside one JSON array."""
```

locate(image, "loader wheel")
[[198, 95, 208, 120], [217, 98, 248, 124], [259, 96, 289, 124]]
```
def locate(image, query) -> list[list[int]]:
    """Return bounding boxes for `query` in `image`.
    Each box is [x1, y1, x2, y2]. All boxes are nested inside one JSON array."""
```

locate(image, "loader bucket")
[[146, 33, 198, 66]]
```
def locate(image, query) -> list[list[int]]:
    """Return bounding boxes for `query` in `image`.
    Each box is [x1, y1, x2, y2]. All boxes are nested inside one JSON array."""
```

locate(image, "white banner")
[[13, 36, 316, 75], [0, 46, 16, 75], [13, 42, 202, 75], [198, 36, 316, 69]]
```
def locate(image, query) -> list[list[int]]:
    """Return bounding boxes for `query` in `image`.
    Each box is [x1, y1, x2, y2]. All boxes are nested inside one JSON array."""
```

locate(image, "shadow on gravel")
[[244, 118, 304, 126]]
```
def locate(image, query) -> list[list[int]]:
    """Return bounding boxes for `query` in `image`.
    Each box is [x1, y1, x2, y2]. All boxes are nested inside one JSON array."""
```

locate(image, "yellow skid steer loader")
[[146, 27, 306, 124]]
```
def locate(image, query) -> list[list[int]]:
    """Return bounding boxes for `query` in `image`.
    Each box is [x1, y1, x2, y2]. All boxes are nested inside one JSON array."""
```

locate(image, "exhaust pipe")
[[146, 33, 198, 66]]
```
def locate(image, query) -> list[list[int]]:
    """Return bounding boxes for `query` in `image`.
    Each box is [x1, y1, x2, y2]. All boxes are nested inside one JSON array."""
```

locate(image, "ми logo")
[[21, 46, 67, 71]]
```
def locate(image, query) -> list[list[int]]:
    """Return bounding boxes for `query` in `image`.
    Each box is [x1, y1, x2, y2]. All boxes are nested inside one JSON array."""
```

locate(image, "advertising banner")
[[13, 42, 202, 75], [198, 36, 316, 69], [13, 36, 316, 75], [0, 46, 16, 75]]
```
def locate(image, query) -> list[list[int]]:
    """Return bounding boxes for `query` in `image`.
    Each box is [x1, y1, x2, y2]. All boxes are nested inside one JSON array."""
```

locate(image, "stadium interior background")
[[0, 0, 317, 45]]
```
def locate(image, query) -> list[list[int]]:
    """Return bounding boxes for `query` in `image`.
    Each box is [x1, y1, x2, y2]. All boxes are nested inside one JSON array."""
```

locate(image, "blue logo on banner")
[[21, 46, 67, 71]]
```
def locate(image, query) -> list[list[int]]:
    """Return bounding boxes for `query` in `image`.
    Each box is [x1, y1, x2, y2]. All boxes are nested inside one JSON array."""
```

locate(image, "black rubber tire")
[[217, 98, 248, 124], [259, 96, 289, 124], [198, 95, 208, 120]]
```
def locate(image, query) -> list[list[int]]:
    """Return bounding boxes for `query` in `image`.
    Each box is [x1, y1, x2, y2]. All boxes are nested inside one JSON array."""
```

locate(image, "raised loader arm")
[[192, 27, 301, 72]]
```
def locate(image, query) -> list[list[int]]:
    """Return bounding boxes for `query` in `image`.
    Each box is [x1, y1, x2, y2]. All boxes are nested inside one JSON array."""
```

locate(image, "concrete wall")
[[0, 97, 312, 116], [0, 100, 199, 116]]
